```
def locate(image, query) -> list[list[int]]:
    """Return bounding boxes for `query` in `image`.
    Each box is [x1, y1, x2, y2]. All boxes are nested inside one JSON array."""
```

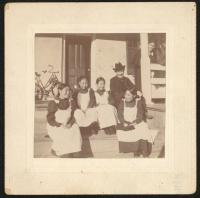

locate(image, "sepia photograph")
[[5, 2, 196, 194], [34, 33, 166, 158]]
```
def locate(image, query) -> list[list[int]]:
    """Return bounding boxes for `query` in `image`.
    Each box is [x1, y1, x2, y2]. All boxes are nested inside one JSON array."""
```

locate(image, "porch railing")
[[150, 63, 166, 99]]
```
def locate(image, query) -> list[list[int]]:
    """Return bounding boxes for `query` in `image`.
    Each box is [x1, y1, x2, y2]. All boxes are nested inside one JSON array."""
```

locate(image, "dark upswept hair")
[[51, 82, 70, 97], [96, 77, 105, 84], [57, 82, 69, 90], [77, 76, 88, 84]]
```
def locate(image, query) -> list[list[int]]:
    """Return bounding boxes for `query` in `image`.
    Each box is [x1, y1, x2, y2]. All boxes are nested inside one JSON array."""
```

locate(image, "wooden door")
[[65, 36, 91, 89]]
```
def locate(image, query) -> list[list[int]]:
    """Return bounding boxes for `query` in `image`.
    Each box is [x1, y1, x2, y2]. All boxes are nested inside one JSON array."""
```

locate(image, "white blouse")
[[95, 91, 109, 105], [124, 100, 138, 123], [77, 91, 90, 111]]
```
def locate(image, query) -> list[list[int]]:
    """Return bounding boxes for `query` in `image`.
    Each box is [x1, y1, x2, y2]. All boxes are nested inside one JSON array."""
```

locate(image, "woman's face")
[[59, 87, 70, 99], [97, 80, 105, 90], [79, 79, 88, 90], [116, 70, 124, 78], [124, 90, 134, 102]]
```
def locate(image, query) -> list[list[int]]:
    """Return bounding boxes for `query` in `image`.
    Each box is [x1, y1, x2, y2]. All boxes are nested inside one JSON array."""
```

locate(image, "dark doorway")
[[65, 36, 91, 88], [126, 34, 141, 91]]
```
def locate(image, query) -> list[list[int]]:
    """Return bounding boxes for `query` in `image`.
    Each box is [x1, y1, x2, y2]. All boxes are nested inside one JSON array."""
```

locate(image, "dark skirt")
[[116, 122, 158, 157], [118, 140, 152, 157]]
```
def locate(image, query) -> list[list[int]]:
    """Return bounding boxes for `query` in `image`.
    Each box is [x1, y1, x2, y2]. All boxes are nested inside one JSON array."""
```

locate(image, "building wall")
[[35, 35, 134, 91], [35, 36, 63, 81], [91, 38, 127, 90]]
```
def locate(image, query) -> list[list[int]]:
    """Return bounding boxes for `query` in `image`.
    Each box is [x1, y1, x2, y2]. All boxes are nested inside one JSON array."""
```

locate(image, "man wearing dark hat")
[[110, 62, 153, 119], [110, 62, 137, 107]]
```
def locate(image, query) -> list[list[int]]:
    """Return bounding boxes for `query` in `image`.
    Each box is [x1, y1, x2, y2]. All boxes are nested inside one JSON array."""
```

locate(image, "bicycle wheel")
[[35, 85, 44, 101]]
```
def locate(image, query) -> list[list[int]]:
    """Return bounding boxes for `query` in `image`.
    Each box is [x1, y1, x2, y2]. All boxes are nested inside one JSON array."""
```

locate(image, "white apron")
[[47, 107, 82, 156], [74, 90, 97, 127], [95, 91, 118, 129], [117, 100, 158, 143]]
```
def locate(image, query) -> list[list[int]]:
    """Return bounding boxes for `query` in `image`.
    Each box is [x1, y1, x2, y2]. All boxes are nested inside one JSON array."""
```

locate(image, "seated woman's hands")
[[123, 123, 129, 127], [123, 124, 135, 131], [66, 123, 72, 128], [116, 122, 135, 131], [61, 123, 71, 129]]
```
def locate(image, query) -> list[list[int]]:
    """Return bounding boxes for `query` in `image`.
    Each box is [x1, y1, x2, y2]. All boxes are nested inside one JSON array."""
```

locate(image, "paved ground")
[[34, 102, 165, 158]]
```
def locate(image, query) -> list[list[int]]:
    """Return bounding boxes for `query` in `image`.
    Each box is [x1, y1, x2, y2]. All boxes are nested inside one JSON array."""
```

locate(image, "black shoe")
[[104, 126, 116, 135], [51, 149, 57, 156], [146, 113, 153, 119], [45, 134, 50, 138], [134, 152, 141, 158], [60, 153, 73, 158], [71, 152, 81, 158], [90, 122, 99, 135]]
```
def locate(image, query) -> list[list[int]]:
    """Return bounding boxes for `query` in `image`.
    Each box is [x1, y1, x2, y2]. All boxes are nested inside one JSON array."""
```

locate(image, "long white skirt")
[[96, 104, 118, 129], [47, 123, 82, 156], [116, 122, 158, 154], [117, 122, 158, 143], [74, 108, 97, 127]]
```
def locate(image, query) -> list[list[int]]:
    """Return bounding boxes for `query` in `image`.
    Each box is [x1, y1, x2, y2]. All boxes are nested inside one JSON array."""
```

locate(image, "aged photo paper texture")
[[5, 2, 196, 194]]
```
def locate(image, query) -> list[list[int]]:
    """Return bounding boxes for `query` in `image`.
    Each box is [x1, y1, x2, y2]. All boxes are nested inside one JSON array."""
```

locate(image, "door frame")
[[63, 35, 91, 88]]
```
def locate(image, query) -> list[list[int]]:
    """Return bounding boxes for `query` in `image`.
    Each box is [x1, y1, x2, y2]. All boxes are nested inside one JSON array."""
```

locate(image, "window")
[[148, 33, 166, 66]]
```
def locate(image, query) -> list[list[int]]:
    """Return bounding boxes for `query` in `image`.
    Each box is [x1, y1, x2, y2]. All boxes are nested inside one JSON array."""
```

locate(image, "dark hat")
[[113, 62, 125, 72]]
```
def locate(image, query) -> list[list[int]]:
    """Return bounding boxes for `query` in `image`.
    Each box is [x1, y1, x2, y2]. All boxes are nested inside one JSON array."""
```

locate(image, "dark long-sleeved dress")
[[116, 98, 158, 157], [73, 88, 96, 109], [46, 98, 82, 156], [110, 76, 148, 116], [47, 99, 76, 127], [110, 76, 135, 107]]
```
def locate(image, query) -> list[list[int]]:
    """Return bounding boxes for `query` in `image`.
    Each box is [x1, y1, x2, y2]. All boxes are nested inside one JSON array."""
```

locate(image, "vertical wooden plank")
[[86, 41, 91, 85], [140, 33, 152, 104], [77, 44, 80, 69], [61, 35, 66, 83], [80, 43, 85, 76], [90, 35, 96, 89], [79, 44, 82, 71], [65, 41, 69, 85], [74, 44, 78, 84], [83, 46, 86, 76], [76, 43, 81, 81], [70, 44, 75, 88]]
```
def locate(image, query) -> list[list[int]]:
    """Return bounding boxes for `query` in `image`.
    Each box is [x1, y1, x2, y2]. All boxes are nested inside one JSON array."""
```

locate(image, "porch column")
[[90, 35, 96, 89], [140, 33, 152, 104]]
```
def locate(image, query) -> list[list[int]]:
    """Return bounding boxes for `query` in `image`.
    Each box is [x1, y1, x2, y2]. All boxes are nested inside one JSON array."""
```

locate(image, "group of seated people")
[[46, 62, 157, 158]]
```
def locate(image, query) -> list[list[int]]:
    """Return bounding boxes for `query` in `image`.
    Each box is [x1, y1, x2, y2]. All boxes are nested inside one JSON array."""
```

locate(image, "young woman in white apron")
[[74, 76, 98, 128], [47, 83, 82, 157], [73, 76, 99, 157], [116, 88, 158, 157], [95, 77, 118, 135]]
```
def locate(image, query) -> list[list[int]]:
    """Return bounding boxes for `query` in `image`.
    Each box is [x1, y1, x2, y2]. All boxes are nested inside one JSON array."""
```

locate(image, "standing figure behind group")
[[110, 62, 150, 119]]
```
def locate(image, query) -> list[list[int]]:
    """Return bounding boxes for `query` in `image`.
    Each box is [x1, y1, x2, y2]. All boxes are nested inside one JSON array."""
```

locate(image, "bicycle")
[[35, 65, 59, 101]]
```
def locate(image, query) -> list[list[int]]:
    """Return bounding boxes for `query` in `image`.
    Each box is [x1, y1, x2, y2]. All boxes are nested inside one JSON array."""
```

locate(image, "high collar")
[[79, 88, 89, 94], [124, 99, 136, 107], [57, 98, 70, 110], [115, 76, 125, 80], [96, 89, 106, 96]]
